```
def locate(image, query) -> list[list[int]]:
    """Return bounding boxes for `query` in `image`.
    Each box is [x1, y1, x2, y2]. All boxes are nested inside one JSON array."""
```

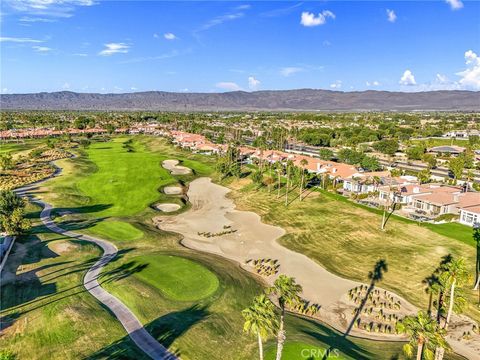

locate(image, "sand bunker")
[[156, 177, 480, 357], [163, 186, 183, 195], [162, 159, 192, 175], [154, 203, 181, 212]]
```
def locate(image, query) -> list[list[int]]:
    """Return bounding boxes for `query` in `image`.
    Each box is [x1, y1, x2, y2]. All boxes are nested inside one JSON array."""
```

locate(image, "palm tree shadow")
[[344, 259, 388, 337], [85, 305, 209, 359], [320, 259, 389, 360]]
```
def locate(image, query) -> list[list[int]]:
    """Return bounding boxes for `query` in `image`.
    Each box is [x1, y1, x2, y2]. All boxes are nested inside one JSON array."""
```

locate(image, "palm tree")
[[396, 311, 442, 360], [266, 275, 303, 360], [441, 257, 470, 329], [473, 226, 480, 304], [299, 159, 308, 201], [422, 274, 440, 316], [284, 160, 294, 206], [275, 162, 283, 199], [242, 294, 278, 360]]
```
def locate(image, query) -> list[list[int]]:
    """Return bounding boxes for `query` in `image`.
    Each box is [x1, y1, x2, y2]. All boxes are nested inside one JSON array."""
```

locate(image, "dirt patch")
[[48, 240, 76, 255]]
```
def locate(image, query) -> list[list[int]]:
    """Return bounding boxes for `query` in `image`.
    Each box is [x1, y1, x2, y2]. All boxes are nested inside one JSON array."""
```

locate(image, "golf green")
[[133, 254, 220, 301]]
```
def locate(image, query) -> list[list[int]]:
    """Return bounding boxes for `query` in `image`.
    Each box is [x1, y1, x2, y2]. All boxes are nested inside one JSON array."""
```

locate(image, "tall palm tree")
[[266, 275, 303, 360], [242, 294, 278, 360], [473, 226, 480, 303], [434, 258, 470, 360], [422, 274, 440, 316], [441, 257, 470, 329], [275, 162, 283, 199], [396, 311, 442, 360], [299, 159, 308, 201], [284, 160, 294, 206]]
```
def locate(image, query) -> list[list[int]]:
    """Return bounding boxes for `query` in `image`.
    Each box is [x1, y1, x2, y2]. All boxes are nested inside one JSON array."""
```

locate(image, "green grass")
[[264, 342, 347, 360], [0, 141, 43, 155], [87, 221, 144, 241], [1, 137, 470, 359], [422, 222, 476, 247], [75, 138, 175, 217], [231, 177, 479, 322], [132, 254, 220, 301]]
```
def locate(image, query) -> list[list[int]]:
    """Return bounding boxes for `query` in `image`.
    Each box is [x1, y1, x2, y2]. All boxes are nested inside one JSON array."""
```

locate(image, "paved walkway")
[[15, 185, 177, 360]]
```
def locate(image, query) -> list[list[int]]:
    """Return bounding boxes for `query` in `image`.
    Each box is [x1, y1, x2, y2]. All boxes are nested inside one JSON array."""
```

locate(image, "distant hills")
[[1, 89, 479, 111]]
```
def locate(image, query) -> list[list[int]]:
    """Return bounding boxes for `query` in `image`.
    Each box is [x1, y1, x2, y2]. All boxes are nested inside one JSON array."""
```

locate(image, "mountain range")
[[1, 90, 479, 111]]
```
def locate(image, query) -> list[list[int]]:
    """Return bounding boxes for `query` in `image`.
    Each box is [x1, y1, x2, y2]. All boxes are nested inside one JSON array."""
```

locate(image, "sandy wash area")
[[156, 177, 479, 358], [162, 159, 192, 175]]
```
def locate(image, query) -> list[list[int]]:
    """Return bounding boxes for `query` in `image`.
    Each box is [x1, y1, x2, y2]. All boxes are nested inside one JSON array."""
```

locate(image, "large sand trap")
[[163, 186, 183, 195], [162, 159, 192, 175], [157, 177, 480, 358], [154, 203, 181, 212]]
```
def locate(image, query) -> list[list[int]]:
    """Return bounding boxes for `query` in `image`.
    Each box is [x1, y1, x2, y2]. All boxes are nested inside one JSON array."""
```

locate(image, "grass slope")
[[229, 178, 479, 322]]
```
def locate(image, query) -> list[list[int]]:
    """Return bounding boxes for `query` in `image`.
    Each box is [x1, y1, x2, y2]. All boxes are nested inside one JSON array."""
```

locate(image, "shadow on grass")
[[0, 247, 137, 316], [85, 304, 209, 359]]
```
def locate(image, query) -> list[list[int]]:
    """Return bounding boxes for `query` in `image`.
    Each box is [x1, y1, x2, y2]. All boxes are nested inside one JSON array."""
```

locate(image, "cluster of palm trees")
[[397, 255, 471, 360], [242, 275, 303, 360]]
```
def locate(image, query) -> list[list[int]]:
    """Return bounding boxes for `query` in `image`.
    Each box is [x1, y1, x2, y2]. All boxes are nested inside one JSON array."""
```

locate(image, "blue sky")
[[1, 0, 479, 94]]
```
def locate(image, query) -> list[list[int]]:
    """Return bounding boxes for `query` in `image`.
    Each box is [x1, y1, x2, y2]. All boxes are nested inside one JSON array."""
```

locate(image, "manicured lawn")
[[422, 222, 475, 247], [88, 221, 144, 241], [1, 137, 469, 359], [132, 254, 220, 301], [264, 342, 347, 360], [230, 178, 479, 322], [75, 138, 175, 217]]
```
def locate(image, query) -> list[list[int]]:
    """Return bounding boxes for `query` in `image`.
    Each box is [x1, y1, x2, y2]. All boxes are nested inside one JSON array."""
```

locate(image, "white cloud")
[[72, 53, 87, 57], [386, 9, 397, 23], [19, 16, 55, 22], [62, 82, 70, 90], [235, 4, 251, 11], [456, 50, 480, 89], [0, 36, 43, 43], [98, 43, 129, 56], [330, 80, 342, 89], [366, 81, 380, 87], [32, 45, 52, 52], [5, 0, 96, 19], [248, 76, 260, 91], [164, 32, 177, 40], [130, 86, 137, 91], [153, 33, 159, 38], [1, 88, 9, 94], [399, 69, 416, 85], [216, 82, 242, 91], [280, 67, 303, 77], [445, 0, 463, 10], [300, 10, 335, 27], [197, 11, 245, 33], [436, 73, 448, 83]]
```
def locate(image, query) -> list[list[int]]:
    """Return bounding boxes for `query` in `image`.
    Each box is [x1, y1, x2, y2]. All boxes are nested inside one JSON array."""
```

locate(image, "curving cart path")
[[15, 171, 177, 360]]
